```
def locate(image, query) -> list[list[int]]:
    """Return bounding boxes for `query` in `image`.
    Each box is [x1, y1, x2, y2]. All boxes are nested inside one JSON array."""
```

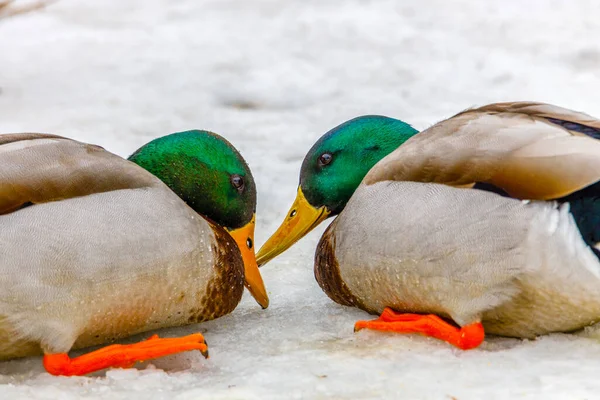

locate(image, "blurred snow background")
[[1, 0, 600, 399]]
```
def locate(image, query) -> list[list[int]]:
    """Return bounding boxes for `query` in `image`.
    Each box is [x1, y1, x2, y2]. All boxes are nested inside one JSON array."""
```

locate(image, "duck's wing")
[[0, 133, 158, 214], [364, 102, 600, 200]]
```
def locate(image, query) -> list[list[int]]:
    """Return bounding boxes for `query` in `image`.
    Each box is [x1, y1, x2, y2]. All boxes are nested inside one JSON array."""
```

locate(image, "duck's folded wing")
[[0, 133, 158, 214], [364, 102, 600, 200]]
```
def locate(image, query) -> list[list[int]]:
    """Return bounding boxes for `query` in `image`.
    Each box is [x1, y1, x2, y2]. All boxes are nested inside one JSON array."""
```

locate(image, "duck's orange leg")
[[43, 333, 209, 376], [354, 307, 484, 350]]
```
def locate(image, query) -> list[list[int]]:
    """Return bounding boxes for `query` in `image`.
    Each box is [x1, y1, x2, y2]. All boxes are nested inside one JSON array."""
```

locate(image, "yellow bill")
[[256, 187, 331, 267], [228, 215, 269, 309]]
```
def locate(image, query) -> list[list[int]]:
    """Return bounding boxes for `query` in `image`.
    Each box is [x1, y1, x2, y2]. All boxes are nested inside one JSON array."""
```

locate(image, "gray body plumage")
[[0, 136, 243, 360], [325, 181, 600, 338]]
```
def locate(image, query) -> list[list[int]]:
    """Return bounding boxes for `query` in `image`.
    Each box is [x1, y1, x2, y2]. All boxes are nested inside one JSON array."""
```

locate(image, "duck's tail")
[[526, 200, 600, 282]]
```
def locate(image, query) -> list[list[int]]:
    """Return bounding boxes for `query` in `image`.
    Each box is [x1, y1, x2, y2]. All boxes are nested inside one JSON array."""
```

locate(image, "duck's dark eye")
[[230, 174, 245, 192], [318, 153, 333, 167], [246, 237, 253, 249]]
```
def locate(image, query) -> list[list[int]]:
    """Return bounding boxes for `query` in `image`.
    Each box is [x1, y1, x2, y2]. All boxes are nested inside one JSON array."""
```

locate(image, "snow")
[[1, 0, 600, 398]]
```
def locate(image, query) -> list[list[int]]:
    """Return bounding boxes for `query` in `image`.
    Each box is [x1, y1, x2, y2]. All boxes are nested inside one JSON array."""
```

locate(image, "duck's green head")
[[128, 130, 268, 308], [256, 116, 418, 266]]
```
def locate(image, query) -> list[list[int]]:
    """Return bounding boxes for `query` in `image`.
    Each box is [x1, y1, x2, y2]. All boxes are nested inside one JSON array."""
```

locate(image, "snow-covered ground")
[[2, 0, 600, 398]]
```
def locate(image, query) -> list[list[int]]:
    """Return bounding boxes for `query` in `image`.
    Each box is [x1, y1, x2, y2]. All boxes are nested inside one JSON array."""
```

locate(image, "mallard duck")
[[0, 131, 268, 376], [257, 102, 600, 350]]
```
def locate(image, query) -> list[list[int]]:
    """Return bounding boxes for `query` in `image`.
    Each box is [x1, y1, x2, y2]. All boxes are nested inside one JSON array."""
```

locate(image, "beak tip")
[[246, 282, 270, 309], [254, 294, 269, 309]]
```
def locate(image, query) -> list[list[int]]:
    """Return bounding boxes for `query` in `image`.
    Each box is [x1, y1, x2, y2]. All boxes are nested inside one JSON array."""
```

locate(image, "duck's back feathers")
[[364, 102, 600, 200], [0, 134, 158, 214], [460, 102, 600, 137]]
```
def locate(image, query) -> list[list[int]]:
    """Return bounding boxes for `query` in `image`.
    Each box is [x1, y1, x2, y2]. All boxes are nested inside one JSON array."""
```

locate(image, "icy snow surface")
[[2, 0, 600, 399]]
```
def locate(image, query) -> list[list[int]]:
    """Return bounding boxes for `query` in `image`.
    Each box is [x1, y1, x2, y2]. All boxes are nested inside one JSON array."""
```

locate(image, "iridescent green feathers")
[[128, 130, 256, 230], [299, 116, 418, 214]]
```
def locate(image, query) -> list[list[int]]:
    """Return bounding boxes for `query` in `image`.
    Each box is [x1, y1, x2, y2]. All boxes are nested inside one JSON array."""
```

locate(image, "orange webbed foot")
[[354, 307, 484, 350], [43, 333, 209, 376]]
